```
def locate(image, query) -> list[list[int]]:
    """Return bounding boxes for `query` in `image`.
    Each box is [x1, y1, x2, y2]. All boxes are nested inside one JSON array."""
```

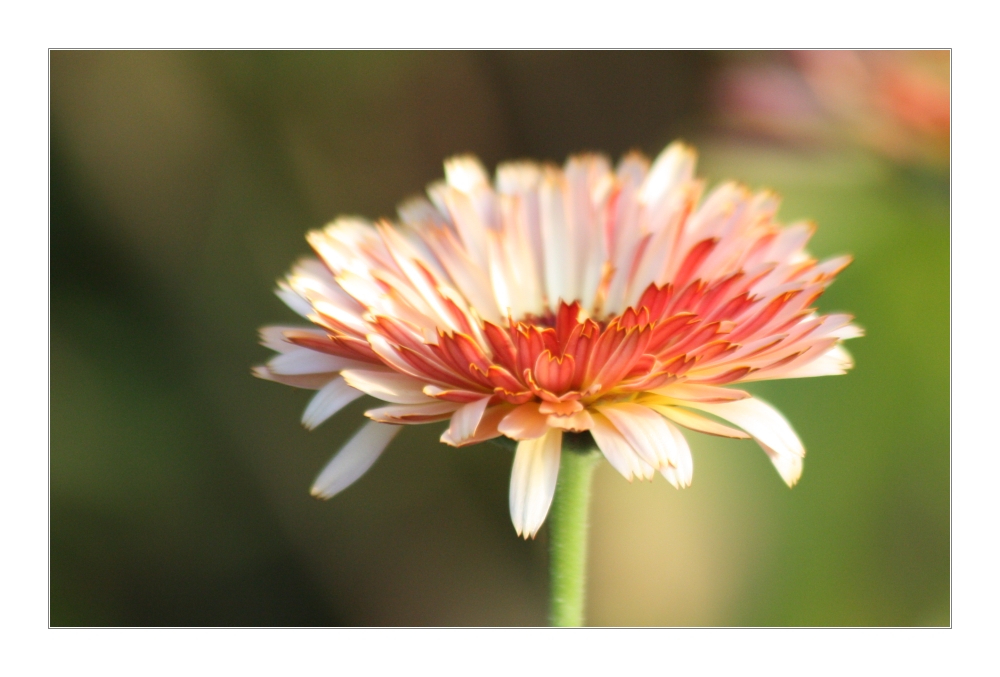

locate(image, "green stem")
[[548, 447, 601, 627]]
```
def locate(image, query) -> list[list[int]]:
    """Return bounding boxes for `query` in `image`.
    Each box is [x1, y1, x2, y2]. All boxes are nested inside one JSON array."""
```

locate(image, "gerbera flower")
[[255, 142, 860, 539]]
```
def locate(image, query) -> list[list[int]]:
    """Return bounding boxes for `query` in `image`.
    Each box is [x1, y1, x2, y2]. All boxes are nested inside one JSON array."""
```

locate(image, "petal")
[[440, 396, 492, 445], [310, 421, 401, 499], [259, 326, 328, 353], [509, 428, 563, 539], [545, 409, 594, 432], [766, 450, 803, 487], [686, 397, 804, 457], [423, 385, 490, 403], [639, 141, 696, 207], [770, 344, 854, 379], [659, 422, 694, 488], [831, 324, 864, 340], [252, 365, 336, 390], [645, 403, 751, 439], [445, 154, 491, 194], [533, 350, 575, 394], [589, 411, 656, 481], [540, 171, 575, 307], [276, 281, 315, 318], [441, 403, 516, 447], [364, 401, 460, 424], [301, 376, 364, 430], [498, 402, 551, 440], [596, 403, 675, 470], [685, 397, 805, 487], [366, 333, 427, 380], [441, 186, 491, 272], [340, 369, 436, 404], [397, 194, 449, 227], [648, 383, 751, 403], [312, 298, 370, 336], [268, 348, 352, 375]]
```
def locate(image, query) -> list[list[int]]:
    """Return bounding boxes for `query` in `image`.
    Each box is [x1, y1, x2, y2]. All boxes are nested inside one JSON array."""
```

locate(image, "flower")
[[255, 142, 861, 538], [715, 51, 949, 167]]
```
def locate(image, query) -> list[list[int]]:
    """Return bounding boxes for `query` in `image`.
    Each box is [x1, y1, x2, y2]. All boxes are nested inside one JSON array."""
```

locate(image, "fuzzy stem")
[[548, 447, 601, 627]]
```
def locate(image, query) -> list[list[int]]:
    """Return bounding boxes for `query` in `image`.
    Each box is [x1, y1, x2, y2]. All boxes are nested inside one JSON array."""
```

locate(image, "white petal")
[[276, 282, 315, 318], [596, 403, 675, 470], [307, 217, 377, 273], [311, 421, 401, 499], [639, 141, 696, 208], [397, 195, 449, 228], [660, 465, 683, 489], [616, 151, 649, 186], [564, 156, 605, 310], [441, 396, 492, 445], [589, 412, 656, 481], [442, 187, 491, 272], [766, 450, 803, 487], [685, 397, 805, 487], [486, 230, 514, 316], [687, 397, 804, 458], [287, 261, 359, 309], [301, 376, 364, 430], [778, 344, 854, 379], [421, 227, 502, 324], [445, 155, 491, 194], [309, 298, 370, 336], [259, 326, 325, 353], [366, 333, 425, 380], [509, 428, 562, 539], [333, 270, 389, 312], [268, 348, 352, 376], [507, 203, 546, 316], [831, 324, 864, 340], [441, 403, 513, 447], [540, 172, 573, 307], [253, 365, 337, 390], [647, 404, 751, 439], [660, 422, 693, 488], [364, 401, 460, 423], [496, 160, 542, 194], [340, 369, 435, 404], [377, 223, 466, 333]]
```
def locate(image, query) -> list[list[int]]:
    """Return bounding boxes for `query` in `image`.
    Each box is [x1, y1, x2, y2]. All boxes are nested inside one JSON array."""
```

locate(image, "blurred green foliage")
[[50, 51, 948, 626]]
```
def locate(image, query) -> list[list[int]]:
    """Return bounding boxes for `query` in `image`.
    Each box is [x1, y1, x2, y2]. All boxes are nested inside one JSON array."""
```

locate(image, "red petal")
[[728, 291, 801, 343], [673, 237, 719, 289], [636, 283, 675, 320], [477, 364, 524, 392], [555, 301, 583, 344], [645, 312, 699, 354], [533, 350, 575, 394], [687, 366, 754, 385], [482, 321, 519, 374]]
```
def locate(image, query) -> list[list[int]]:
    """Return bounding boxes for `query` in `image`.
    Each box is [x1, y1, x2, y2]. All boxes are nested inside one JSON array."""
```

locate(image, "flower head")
[[256, 142, 861, 538]]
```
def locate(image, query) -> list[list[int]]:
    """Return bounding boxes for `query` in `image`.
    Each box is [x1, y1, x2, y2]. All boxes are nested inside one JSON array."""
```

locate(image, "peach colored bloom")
[[256, 142, 861, 538], [716, 51, 949, 167]]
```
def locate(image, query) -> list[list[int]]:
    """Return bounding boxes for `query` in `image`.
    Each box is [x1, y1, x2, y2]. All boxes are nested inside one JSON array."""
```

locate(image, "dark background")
[[50, 50, 949, 626]]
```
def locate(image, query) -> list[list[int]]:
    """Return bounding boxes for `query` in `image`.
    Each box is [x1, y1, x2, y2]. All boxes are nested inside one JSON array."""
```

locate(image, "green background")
[[50, 51, 949, 626]]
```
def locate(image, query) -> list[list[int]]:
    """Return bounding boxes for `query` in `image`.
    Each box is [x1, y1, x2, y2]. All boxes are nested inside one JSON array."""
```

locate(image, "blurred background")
[[50, 50, 949, 626]]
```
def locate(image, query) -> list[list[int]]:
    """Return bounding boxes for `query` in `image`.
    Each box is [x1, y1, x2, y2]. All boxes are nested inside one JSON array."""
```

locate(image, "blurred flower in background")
[[716, 50, 949, 168], [50, 51, 949, 626]]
